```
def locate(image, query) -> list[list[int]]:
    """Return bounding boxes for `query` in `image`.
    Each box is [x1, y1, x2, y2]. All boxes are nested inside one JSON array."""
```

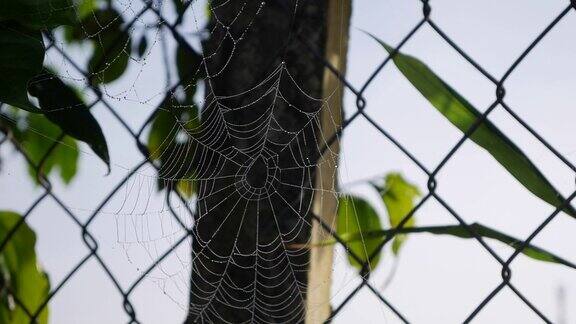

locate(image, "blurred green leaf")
[[147, 99, 199, 198], [0, 211, 50, 324], [0, 23, 43, 112], [376, 173, 420, 255], [172, 0, 186, 16], [64, 3, 113, 43], [205, 1, 212, 20], [148, 100, 181, 161], [88, 28, 130, 84], [68, 8, 130, 84], [176, 43, 202, 100], [136, 34, 147, 58], [28, 70, 110, 170], [87, 9, 129, 84], [369, 34, 576, 218], [75, 0, 97, 20], [337, 195, 383, 271], [0, 0, 77, 29], [175, 179, 196, 198], [24, 113, 79, 183], [69, 7, 122, 40], [3, 109, 79, 184]]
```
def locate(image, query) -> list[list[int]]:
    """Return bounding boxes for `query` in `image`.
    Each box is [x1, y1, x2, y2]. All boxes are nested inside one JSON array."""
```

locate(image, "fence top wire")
[[0, 0, 575, 323]]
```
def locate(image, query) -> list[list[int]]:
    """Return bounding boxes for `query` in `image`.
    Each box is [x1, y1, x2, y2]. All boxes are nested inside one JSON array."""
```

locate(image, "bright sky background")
[[1, 0, 575, 323]]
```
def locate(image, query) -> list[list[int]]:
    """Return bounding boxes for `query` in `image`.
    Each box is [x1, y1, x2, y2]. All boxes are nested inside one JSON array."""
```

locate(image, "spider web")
[[175, 2, 342, 322], [34, 0, 353, 322]]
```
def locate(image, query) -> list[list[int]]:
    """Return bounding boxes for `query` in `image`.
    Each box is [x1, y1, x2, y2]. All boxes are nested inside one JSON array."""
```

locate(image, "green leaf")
[[0, 0, 77, 29], [205, 1, 212, 20], [65, 5, 117, 43], [349, 223, 576, 270], [176, 43, 202, 100], [148, 99, 181, 161], [69, 7, 122, 40], [69, 8, 130, 84], [136, 34, 147, 58], [27, 70, 110, 170], [175, 179, 196, 199], [0, 23, 43, 112], [369, 34, 576, 218], [337, 195, 384, 271], [419, 223, 576, 268], [376, 173, 420, 255], [75, 0, 97, 20], [172, 0, 186, 16], [3, 109, 79, 184], [0, 211, 50, 324], [147, 99, 199, 198], [26, 113, 79, 183], [88, 28, 131, 85]]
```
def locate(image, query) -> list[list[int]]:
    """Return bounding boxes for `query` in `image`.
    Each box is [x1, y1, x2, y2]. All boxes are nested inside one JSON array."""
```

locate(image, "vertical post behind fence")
[[306, 1, 352, 323]]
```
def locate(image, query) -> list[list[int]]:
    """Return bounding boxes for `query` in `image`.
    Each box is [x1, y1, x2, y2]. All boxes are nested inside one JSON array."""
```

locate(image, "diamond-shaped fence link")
[[1, 0, 575, 323]]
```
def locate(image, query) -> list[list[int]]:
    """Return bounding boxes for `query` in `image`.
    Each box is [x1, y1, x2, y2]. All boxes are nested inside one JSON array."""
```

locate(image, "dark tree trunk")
[[186, 1, 327, 323]]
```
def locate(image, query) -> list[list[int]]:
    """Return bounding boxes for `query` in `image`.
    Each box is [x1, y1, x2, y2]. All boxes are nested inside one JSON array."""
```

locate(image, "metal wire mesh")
[[1, 0, 576, 323]]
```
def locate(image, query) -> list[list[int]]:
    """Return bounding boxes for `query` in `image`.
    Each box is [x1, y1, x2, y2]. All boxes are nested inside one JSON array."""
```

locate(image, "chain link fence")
[[1, 0, 576, 323]]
